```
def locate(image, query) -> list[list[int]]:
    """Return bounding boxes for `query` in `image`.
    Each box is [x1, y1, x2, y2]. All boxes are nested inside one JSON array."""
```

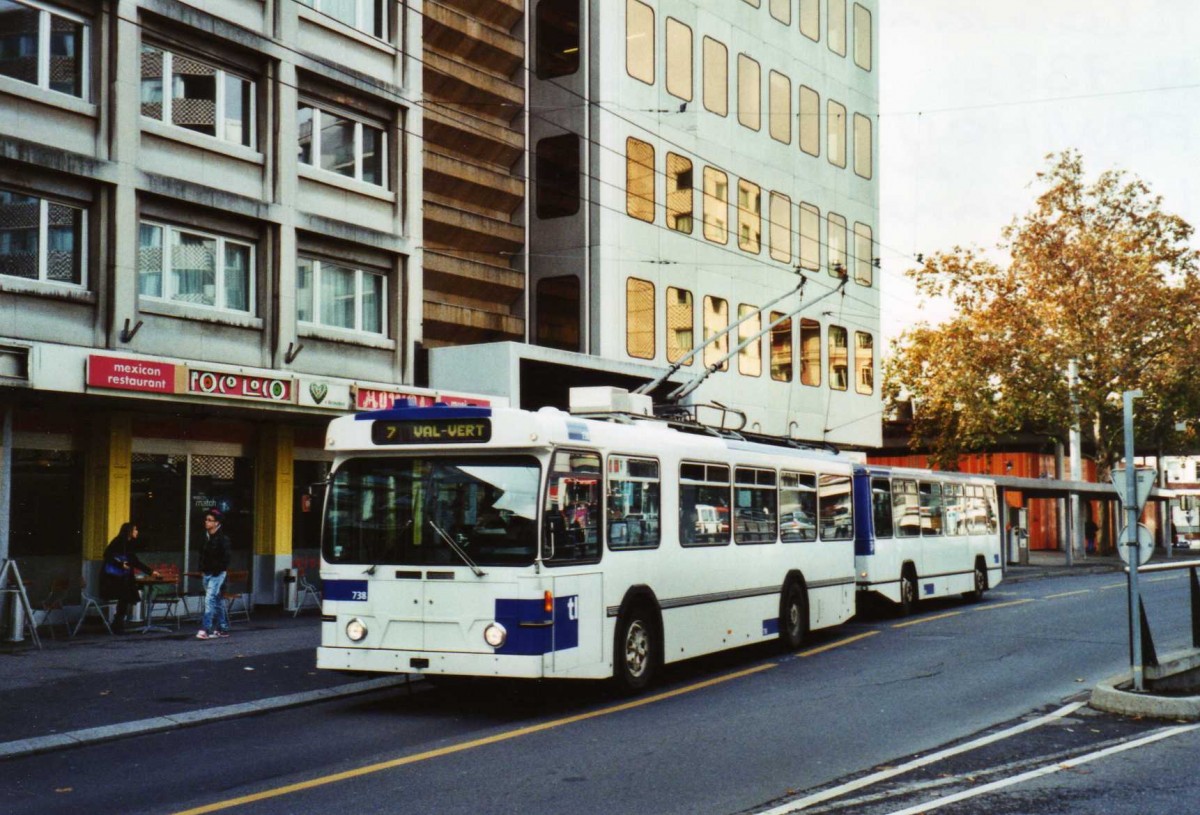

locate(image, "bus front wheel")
[[615, 611, 656, 692]]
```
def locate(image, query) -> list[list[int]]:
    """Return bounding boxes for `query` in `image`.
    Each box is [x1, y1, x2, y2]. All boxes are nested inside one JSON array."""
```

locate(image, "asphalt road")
[[2, 570, 1196, 815]]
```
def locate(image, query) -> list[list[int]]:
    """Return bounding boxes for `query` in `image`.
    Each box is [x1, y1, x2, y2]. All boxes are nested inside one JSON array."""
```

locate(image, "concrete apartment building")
[[0, 0, 878, 607]]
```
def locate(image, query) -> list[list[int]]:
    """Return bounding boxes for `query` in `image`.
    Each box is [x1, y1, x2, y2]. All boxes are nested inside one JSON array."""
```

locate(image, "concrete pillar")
[[253, 424, 293, 605], [81, 413, 132, 587]]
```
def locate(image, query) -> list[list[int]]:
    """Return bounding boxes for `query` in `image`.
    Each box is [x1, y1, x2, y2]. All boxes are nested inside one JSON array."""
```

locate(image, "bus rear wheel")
[[963, 561, 987, 602], [615, 611, 656, 692], [898, 569, 918, 617], [780, 582, 808, 651]]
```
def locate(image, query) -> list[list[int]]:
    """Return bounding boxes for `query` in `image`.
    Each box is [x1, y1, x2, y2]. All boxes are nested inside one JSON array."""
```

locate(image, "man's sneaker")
[[196, 630, 210, 640], [215, 630, 231, 638]]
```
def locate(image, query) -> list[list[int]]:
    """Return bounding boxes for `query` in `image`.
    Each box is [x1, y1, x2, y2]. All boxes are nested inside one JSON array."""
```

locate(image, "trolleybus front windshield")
[[323, 456, 541, 567]]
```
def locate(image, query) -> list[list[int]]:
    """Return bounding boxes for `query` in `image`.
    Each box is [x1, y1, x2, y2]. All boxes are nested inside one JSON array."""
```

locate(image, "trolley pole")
[[1123, 390, 1144, 692]]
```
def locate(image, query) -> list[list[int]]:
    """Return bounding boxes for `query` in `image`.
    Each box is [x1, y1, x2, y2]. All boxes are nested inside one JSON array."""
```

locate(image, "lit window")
[[0, 187, 85, 286], [626, 137, 655, 223], [737, 53, 760, 131], [828, 0, 846, 56], [738, 304, 761, 377], [855, 331, 874, 395], [666, 153, 694, 233], [799, 202, 820, 271], [626, 277, 655, 359], [827, 99, 846, 168], [800, 318, 820, 386], [297, 102, 388, 188], [139, 221, 253, 313], [703, 167, 729, 244], [854, 113, 873, 179], [770, 0, 791, 25], [536, 0, 580, 79], [829, 325, 848, 390], [141, 45, 255, 148], [800, 0, 819, 41], [737, 180, 761, 254], [799, 85, 820, 157], [0, 0, 87, 98], [703, 295, 729, 370], [768, 192, 791, 263], [626, 0, 654, 84], [297, 256, 385, 334], [298, 0, 386, 40], [768, 70, 791, 144], [665, 17, 692, 101], [854, 222, 874, 286], [666, 287, 694, 365], [853, 3, 872, 71], [703, 37, 727, 116], [536, 134, 580, 219], [770, 311, 792, 382], [827, 213, 847, 277]]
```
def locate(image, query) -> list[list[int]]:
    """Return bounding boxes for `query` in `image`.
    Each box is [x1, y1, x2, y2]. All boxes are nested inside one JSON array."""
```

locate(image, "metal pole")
[[1068, 360, 1083, 560], [1124, 390, 1143, 692], [0, 404, 12, 563]]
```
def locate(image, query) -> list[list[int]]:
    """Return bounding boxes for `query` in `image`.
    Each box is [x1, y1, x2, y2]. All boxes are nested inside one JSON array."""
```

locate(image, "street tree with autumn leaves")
[[885, 151, 1200, 476]]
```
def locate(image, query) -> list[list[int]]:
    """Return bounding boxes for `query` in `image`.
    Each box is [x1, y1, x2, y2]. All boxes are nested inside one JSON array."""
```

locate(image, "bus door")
[[550, 573, 604, 674]]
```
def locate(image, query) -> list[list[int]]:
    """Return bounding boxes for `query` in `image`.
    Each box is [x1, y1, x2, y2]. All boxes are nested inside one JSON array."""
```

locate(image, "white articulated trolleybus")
[[315, 387, 861, 690]]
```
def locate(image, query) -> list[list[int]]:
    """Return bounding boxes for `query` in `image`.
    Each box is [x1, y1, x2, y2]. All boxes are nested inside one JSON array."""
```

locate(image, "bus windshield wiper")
[[427, 520, 486, 578]]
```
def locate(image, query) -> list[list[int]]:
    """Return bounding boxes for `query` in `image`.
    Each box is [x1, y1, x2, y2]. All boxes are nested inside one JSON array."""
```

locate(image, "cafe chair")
[[37, 576, 72, 640], [146, 567, 184, 630], [222, 570, 251, 625], [292, 571, 322, 617], [73, 578, 114, 636]]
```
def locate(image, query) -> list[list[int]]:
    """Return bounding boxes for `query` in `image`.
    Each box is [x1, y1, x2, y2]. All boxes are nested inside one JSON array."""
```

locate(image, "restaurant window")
[[0, 187, 85, 286], [703, 166, 729, 244], [853, 3, 872, 71], [854, 113, 873, 179], [702, 295, 728, 371], [680, 462, 730, 546], [800, 318, 821, 386], [9, 449, 84, 578], [626, 137, 655, 223], [737, 53, 760, 132], [626, 277, 655, 359], [827, 99, 846, 169], [828, 213, 847, 277], [799, 202, 820, 272], [780, 471, 817, 542], [141, 45, 255, 148], [768, 70, 791, 144], [769, 0, 790, 25], [828, 0, 846, 55], [770, 311, 792, 382], [607, 457, 661, 550], [829, 324, 848, 391], [0, 0, 88, 98], [768, 192, 791, 263], [735, 468, 777, 544], [855, 331, 874, 395], [536, 134, 580, 219], [139, 221, 253, 313], [297, 101, 387, 188], [737, 179, 761, 254], [854, 222, 874, 285], [702, 36, 727, 116], [666, 153, 694, 233], [666, 286, 694, 364], [626, 0, 654, 85], [297, 255, 385, 335], [536, 0, 579, 79], [799, 85, 820, 157], [665, 17, 692, 101], [298, 0, 386, 39], [536, 275, 580, 351], [799, 0, 819, 41], [738, 304, 761, 376]]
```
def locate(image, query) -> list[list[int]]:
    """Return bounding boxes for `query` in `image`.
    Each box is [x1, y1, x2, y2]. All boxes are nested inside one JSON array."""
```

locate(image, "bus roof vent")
[[568, 387, 653, 417]]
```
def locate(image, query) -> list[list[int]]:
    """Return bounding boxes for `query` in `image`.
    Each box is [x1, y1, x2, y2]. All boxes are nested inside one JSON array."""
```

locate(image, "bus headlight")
[[483, 622, 507, 648], [346, 618, 368, 642]]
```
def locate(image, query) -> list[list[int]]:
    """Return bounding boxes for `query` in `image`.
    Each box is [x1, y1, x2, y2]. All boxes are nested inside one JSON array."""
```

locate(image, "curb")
[[0, 675, 414, 761], [1089, 673, 1200, 721]]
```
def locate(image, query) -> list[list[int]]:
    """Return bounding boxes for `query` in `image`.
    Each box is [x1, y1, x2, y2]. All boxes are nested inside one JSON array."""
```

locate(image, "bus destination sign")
[[371, 418, 492, 445]]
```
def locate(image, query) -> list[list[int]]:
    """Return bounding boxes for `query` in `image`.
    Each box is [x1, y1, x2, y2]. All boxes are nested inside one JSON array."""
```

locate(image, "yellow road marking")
[[798, 630, 880, 656], [170, 662, 777, 815], [972, 598, 1035, 611], [1044, 589, 1091, 599], [891, 611, 963, 629]]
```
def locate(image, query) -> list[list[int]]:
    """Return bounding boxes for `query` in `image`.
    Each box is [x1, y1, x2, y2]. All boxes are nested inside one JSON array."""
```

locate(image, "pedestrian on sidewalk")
[[1085, 518, 1098, 555], [100, 522, 159, 634], [197, 508, 232, 640]]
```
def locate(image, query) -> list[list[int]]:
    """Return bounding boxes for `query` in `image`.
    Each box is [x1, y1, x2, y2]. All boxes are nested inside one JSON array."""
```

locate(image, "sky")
[[878, 0, 1200, 341]]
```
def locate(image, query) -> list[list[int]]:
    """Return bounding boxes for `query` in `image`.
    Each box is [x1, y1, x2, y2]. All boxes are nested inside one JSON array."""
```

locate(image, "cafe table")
[[135, 575, 180, 633]]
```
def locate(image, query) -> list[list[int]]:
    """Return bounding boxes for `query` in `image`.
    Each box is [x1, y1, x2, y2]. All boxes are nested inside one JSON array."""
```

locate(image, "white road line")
[[756, 701, 1086, 814], [880, 722, 1200, 815]]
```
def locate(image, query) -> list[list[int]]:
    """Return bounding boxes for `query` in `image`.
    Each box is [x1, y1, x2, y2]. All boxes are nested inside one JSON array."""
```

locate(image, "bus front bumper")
[[317, 646, 546, 679]]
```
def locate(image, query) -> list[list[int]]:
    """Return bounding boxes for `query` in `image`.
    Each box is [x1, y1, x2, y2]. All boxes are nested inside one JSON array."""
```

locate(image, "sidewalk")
[[1003, 549, 1127, 583]]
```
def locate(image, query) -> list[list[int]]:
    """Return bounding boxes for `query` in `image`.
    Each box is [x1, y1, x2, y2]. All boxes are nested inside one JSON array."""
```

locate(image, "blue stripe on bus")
[[493, 596, 579, 655], [324, 580, 368, 601]]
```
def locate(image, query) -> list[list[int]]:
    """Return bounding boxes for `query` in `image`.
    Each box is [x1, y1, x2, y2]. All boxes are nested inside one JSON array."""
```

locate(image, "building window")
[[855, 331, 874, 395], [536, 134, 580, 219], [770, 0, 791, 25], [703, 295, 728, 370], [768, 192, 791, 263], [827, 212, 847, 277], [665, 17, 692, 101], [666, 153, 694, 233], [829, 325, 848, 390], [297, 102, 387, 188], [666, 286, 693, 365], [827, 99, 846, 168], [626, 137, 655, 223], [768, 70, 791, 144], [770, 311, 791, 382], [854, 113, 873, 179], [703, 166, 728, 244], [854, 222, 874, 286], [536, 275, 580, 351], [702, 36, 727, 117], [799, 202, 820, 272], [737, 180, 761, 254], [536, 0, 579, 79], [626, 277, 655, 359], [0, 187, 85, 286], [737, 53, 760, 131], [828, 0, 847, 56], [0, 0, 87, 98], [799, 0, 819, 42], [298, 0, 386, 40], [140, 46, 255, 148], [626, 0, 654, 85], [139, 221, 253, 313], [800, 318, 820, 386], [853, 3, 872, 71], [738, 304, 761, 377], [297, 256, 385, 335], [799, 85, 819, 157]]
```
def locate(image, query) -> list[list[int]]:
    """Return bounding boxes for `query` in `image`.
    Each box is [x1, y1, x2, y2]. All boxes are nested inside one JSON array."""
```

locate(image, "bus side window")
[[543, 449, 602, 562], [871, 477, 893, 538], [607, 456, 661, 550]]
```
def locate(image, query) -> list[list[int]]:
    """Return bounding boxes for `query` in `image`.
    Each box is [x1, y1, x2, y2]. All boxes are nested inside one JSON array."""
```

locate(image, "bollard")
[[283, 568, 299, 612], [3, 591, 25, 643]]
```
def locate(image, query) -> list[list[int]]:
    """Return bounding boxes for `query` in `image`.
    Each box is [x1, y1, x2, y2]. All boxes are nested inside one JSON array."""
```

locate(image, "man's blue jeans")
[[201, 572, 229, 632]]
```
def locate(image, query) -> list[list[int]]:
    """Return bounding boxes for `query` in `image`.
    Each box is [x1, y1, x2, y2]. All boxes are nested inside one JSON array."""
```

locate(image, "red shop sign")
[[87, 355, 178, 394], [187, 368, 295, 403]]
